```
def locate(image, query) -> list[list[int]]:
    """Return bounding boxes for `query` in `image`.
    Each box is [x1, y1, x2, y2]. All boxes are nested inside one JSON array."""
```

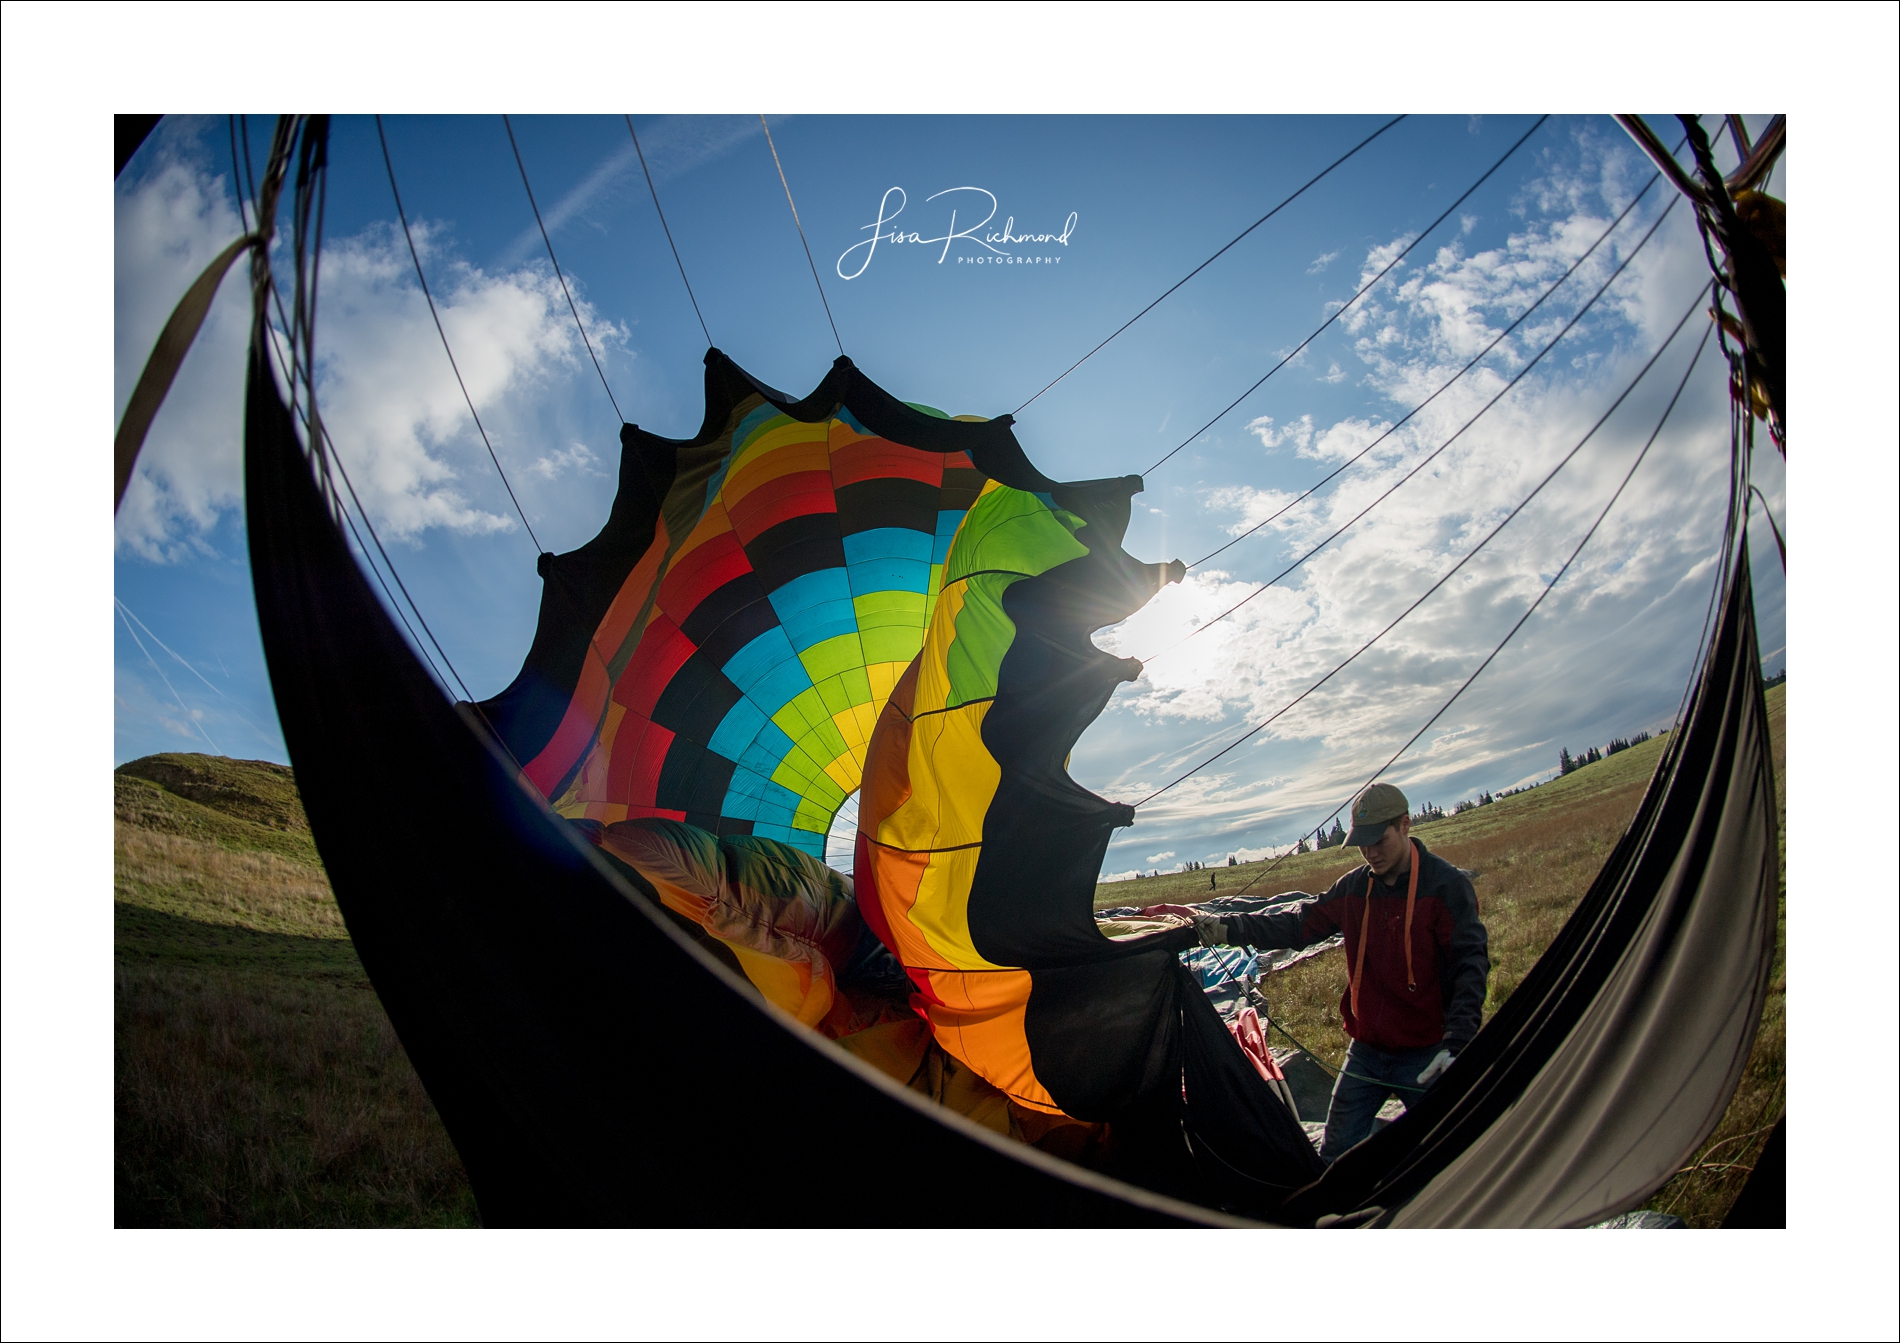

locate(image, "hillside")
[[114, 754, 474, 1227]]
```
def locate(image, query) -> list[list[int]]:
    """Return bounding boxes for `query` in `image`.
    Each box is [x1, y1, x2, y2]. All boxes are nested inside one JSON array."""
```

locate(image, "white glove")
[[1194, 917, 1229, 947], [1416, 1049, 1454, 1086]]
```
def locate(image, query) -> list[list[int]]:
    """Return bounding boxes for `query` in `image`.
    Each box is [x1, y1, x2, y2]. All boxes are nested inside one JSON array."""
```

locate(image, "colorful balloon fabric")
[[480, 351, 1223, 1132]]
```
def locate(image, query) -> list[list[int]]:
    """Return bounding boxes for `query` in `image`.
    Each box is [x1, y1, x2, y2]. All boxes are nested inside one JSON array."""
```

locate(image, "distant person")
[[1208, 870, 1217, 892], [1191, 783, 1489, 1162]]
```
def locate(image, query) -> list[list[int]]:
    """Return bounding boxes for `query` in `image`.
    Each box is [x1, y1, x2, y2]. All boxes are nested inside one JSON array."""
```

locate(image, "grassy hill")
[[114, 754, 474, 1227], [115, 682, 1783, 1227], [1098, 681, 1786, 1226]]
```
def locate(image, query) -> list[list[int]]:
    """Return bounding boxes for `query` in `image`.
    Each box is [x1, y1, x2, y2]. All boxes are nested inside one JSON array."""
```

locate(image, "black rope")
[[241, 126, 477, 705], [255, 299, 460, 697], [1135, 283, 1711, 810], [376, 116, 544, 555], [759, 115, 844, 357], [626, 115, 712, 348], [1192, 162, 1674, 571], [1218, 312, 1716, 899], [1143, 115, 1550, 477], [1012, 115, 1407, 415], [1749, 484, 1785, 569], [1142, 192, 1682, 668], [502, 114, 625, 423], [262, 314, 475, 702]]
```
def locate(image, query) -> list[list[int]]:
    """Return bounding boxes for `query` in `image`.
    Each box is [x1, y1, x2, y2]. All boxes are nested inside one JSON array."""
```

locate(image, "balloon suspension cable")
[[503, 114, 625, 424], [1143, 115, 1550, 478], [1169, 301, 1716, 902], [1143, 190, 1683, 669], [627, 115, 712, 349], [1013, 115, 1408, 416], [1131, 280, 1712, 812], [376, 115, 544, 555], [252, 119, 479, 709], [1188, 140, 1688, 574], [760, 115, 845, 358]]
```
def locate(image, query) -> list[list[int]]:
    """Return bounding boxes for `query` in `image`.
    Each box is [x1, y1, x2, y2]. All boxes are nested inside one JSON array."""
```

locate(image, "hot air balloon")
[[121, 115, 1784, 1227]]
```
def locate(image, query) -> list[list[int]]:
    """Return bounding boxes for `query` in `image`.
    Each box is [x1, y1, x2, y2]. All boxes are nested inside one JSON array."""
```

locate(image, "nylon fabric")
[[242, 320, 1222, 1227]]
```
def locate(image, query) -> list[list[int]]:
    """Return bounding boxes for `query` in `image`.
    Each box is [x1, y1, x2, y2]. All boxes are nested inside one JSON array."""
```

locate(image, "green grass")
[[1098, 683, 1788, 1227], [114, 756, 475, 1227], [117, 683, 1784, 1227]]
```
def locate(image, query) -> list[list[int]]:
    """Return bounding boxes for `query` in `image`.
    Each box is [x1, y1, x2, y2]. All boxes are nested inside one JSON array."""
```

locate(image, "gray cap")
[[1345, 782, 1409, 846]]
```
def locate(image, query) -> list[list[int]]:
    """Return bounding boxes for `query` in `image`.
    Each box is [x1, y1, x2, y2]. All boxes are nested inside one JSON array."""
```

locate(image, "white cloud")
[[1307, 250, 1340, 274], [1144, 851, 1175, 865], [1320, 361, 1346, 384], [1246, 413, 1313, 453], [527, 442, 607, 481], [1078, 138, 1730, 860], [114, 158, 251, 562], [116, 153, 620, 555], [500, 115, 771, 266]]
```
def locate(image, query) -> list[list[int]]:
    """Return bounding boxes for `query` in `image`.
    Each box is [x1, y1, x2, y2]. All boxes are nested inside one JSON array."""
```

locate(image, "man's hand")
[[1416, 1049, 1454, 1086], [1193, 916, 1229, 947]]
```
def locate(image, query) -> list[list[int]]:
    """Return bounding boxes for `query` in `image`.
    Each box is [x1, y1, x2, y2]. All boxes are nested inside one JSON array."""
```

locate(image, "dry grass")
[[116, 963, 475, 1227], [114, 758, 473, 1227], [1100, 683, 1788, 1227], [117, 683, 1784, 1227]]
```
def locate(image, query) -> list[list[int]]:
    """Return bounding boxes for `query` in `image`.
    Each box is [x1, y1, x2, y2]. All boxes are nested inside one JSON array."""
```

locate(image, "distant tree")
[[1560, 747, 1575, 775], [1228, 855, 1237, 866], [1325, 820, 1346, 848], [1295, 836, 1310, 855]]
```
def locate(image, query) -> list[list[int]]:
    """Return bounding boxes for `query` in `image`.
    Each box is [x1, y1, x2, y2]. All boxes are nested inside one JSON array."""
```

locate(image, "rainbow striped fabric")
[[520, 395, 984, 857]]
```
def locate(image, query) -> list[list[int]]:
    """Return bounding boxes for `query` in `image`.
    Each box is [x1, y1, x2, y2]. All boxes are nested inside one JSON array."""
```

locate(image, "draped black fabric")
[[1277, 551, 1780, 1228], [242, 323, 1221, 1228], [247, 295, 1776, 1225]]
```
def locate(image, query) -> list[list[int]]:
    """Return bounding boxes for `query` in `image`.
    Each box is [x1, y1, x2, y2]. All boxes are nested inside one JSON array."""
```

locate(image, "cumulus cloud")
[[114, 157, 251, 561], [116, 150, 619, 555], [527, 442, 607, 481], [1307, 249, 1340, 274], [1081, 127, 1741, 863], [1246, 413, 1313, 453]]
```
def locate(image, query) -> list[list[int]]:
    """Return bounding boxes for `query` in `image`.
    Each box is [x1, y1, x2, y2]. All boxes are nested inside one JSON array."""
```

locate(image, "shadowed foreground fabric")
[[243, 325, 1224, 1227], [1278, 555, 1780, 1228], [248, 308, 1776, 1225]]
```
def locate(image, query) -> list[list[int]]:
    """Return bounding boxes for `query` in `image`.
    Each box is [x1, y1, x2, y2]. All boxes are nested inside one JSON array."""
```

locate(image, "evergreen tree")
[[1560, 747, 1575, 775]]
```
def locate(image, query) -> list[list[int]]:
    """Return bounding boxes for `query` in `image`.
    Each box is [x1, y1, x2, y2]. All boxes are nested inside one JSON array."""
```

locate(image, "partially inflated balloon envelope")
[[481, 352, 1321, 1187]]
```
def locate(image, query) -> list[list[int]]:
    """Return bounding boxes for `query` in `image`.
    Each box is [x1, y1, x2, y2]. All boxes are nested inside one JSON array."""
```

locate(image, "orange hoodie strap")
[[1351, 877, 1371, 1024], [1403, 839, 1419, 991], [1352, 840, 1423, 1021]]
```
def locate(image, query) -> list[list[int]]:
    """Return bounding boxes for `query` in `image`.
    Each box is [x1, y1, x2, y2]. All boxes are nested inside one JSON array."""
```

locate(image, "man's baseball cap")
[[1346, 783, 1410, 846]]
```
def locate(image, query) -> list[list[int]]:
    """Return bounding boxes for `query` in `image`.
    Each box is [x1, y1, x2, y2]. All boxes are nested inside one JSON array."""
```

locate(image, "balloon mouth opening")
[[824, 791, 860, 878]]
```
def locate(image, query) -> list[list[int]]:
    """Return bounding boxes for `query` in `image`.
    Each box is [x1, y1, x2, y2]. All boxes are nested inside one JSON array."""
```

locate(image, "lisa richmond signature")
[[836, 187, 1078, 279]]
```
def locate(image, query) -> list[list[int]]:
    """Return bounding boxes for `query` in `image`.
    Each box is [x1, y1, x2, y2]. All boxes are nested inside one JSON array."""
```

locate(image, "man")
[[1194, 783, 1489, 1162]]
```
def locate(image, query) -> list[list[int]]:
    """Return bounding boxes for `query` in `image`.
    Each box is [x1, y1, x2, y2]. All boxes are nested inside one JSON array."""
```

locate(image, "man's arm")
[[1203, 885, 1344, 951], [1439, 871, 1490, 1052]]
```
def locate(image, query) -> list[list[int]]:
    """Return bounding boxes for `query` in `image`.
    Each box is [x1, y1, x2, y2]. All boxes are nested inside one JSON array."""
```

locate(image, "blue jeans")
[[1320, 1040, 1442, 1162]]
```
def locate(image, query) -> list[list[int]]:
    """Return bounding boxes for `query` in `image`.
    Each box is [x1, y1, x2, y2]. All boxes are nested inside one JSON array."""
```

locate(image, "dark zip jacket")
[[1225, 838, 1489, 1052]]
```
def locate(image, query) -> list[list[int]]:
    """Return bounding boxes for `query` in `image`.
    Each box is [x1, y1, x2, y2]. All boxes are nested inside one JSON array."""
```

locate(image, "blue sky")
[[115, 113, 1787, 877]]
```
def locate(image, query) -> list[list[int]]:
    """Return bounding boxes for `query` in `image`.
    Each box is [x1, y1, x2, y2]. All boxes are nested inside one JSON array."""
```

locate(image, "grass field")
[[1098, 681, 1787, 1227], [114, 755, 475, 1227], [115, 683, 1783, 1227]]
